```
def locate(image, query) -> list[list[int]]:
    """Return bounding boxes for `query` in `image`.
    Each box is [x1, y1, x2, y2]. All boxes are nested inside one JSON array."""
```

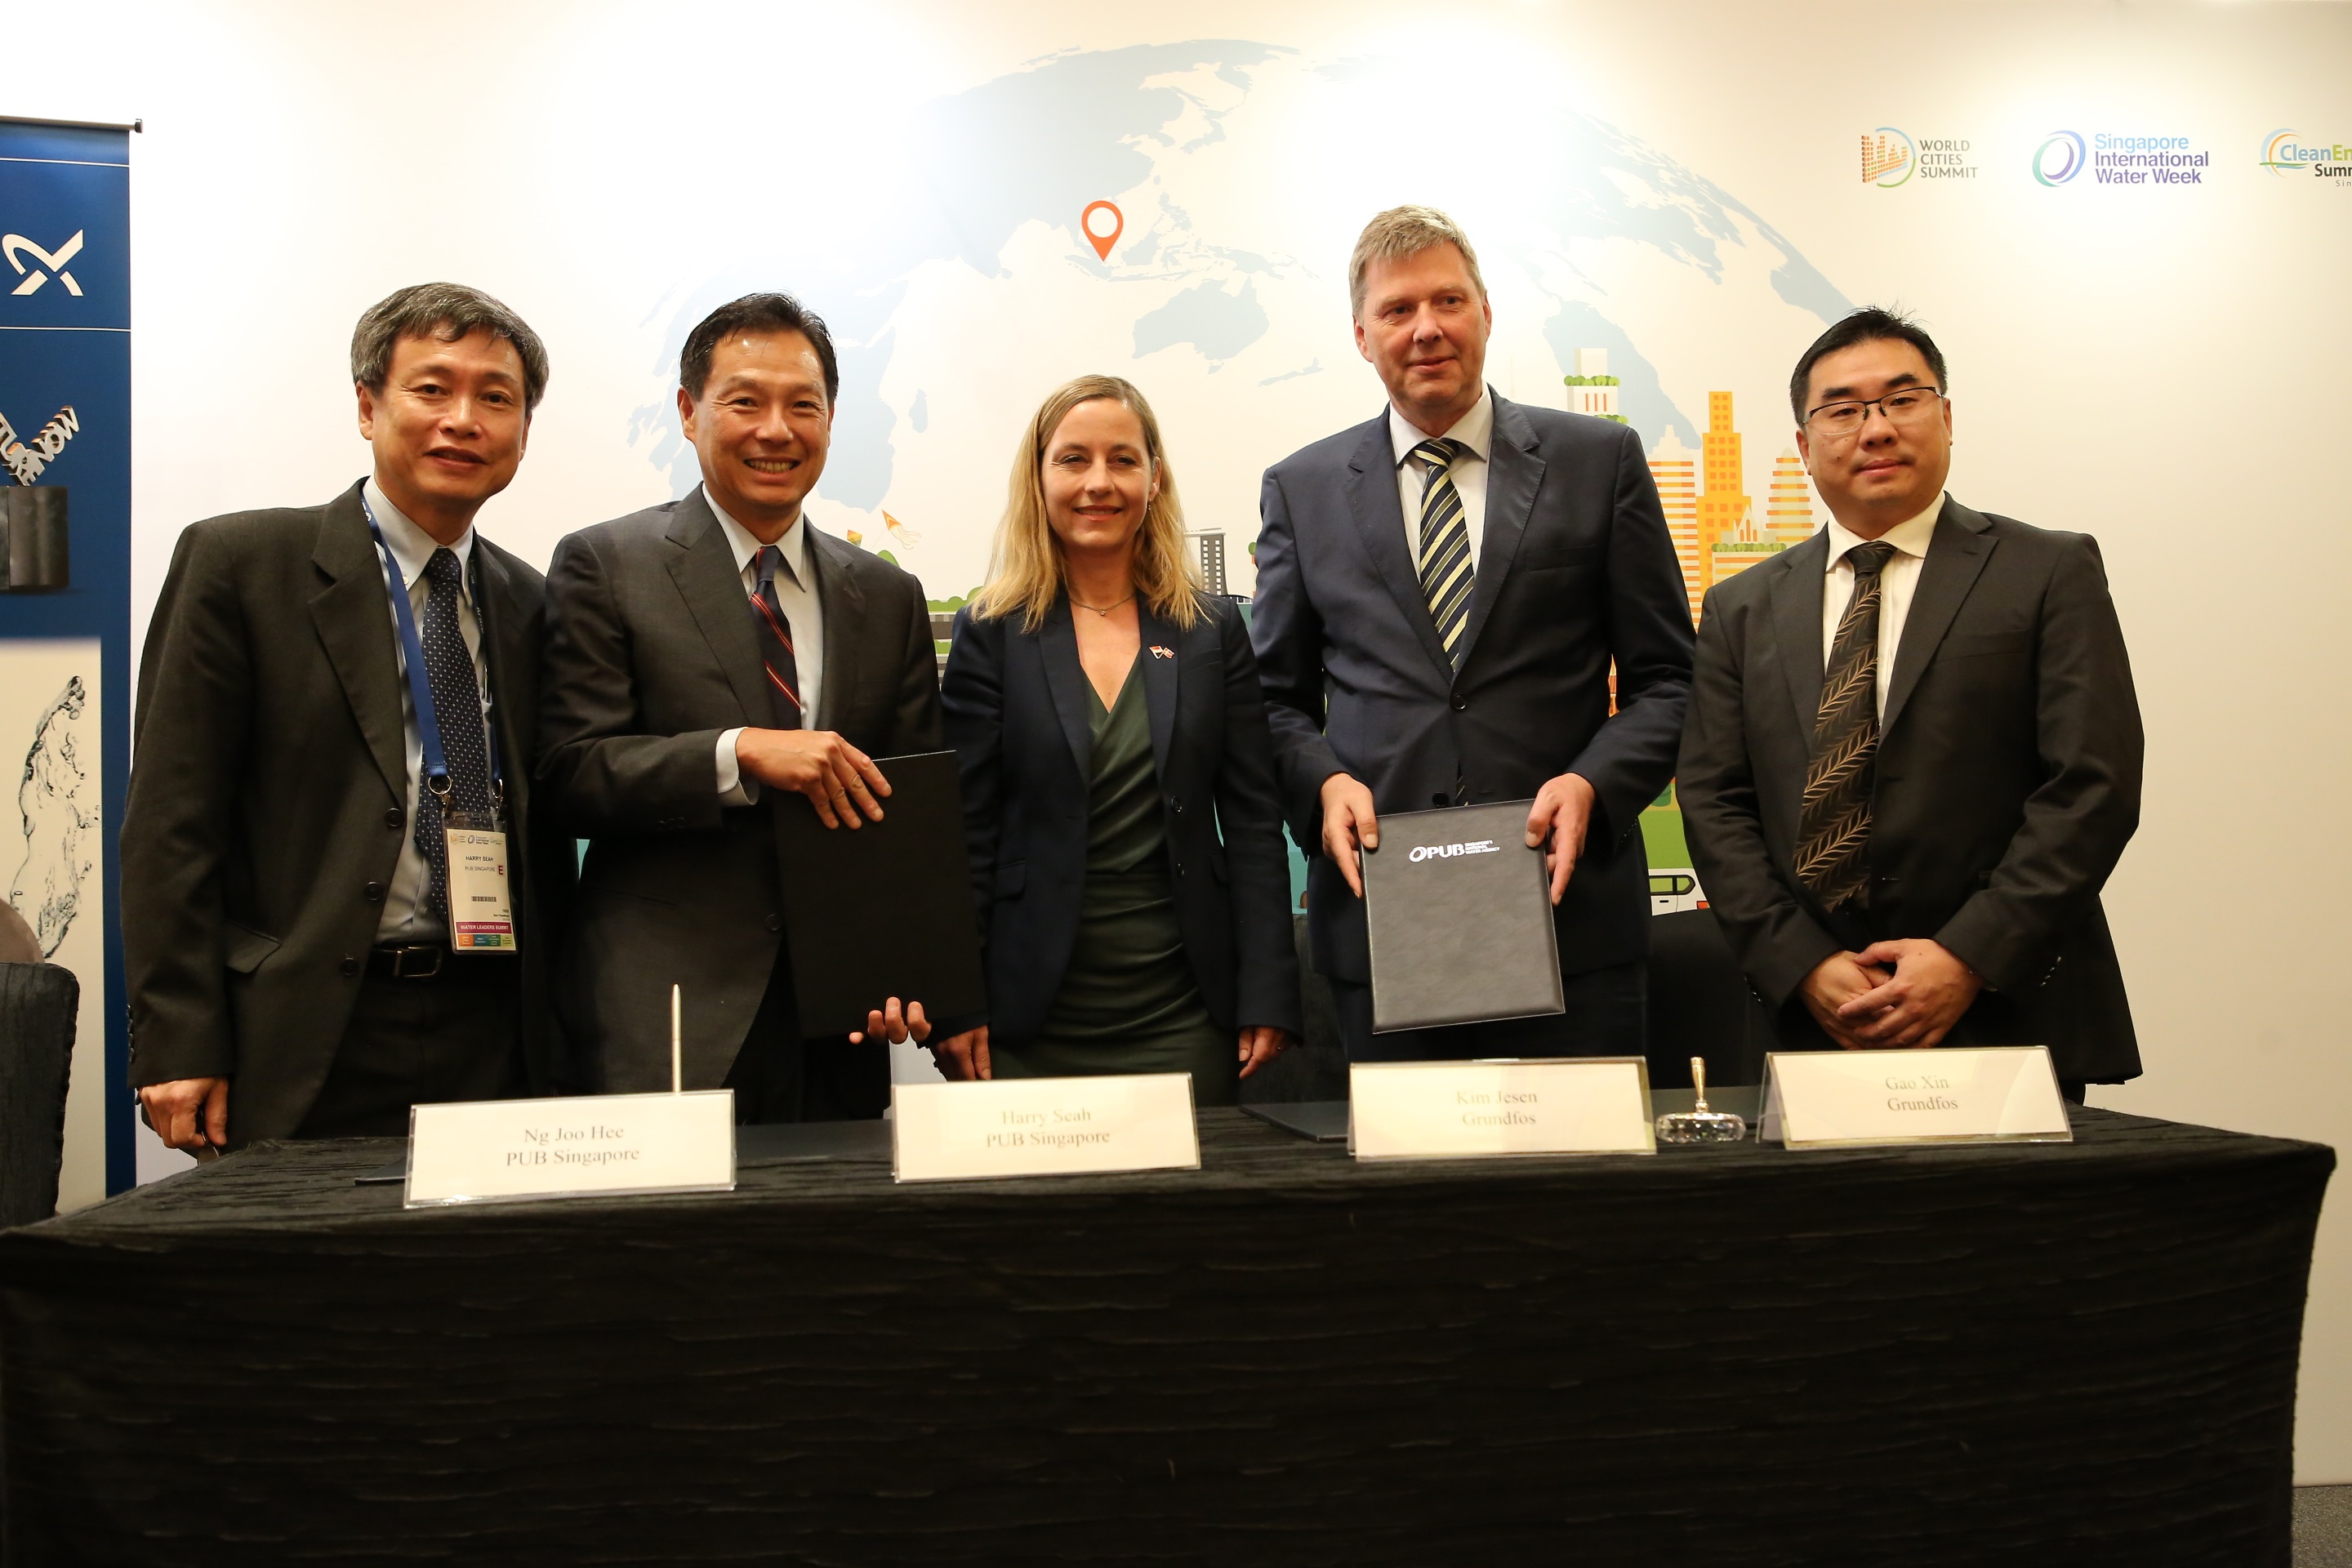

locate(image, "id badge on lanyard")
[[365, 492, 519, 956], [441, 806, 516, 953]]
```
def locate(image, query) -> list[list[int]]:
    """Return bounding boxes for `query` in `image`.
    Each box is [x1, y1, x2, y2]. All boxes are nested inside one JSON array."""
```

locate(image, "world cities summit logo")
[[1860, 128, 1978, 186], [2261, 129, 2350, 185], [2034, 130, 2210, 186]]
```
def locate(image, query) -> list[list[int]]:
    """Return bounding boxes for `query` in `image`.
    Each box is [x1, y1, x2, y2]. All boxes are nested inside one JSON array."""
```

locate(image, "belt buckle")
[[390, 944, 444, 980]]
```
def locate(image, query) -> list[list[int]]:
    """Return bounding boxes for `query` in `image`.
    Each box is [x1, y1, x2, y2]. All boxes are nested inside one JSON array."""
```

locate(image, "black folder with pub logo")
[[1361, 800, 1566, 1034], [773, 751, 987, 1038]]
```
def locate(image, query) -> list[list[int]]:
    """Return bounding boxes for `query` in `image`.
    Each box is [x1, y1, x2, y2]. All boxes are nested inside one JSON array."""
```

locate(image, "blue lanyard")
[[360, 489, 504, 813]]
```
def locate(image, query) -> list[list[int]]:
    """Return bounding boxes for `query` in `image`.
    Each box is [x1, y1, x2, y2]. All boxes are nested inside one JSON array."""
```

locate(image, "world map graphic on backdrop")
[[626, 39, 1855, 901]]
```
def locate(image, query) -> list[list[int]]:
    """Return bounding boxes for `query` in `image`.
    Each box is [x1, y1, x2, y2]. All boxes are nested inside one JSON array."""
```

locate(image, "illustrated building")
[[1696, 391, 1752, 583], [1765, 447, 1817, 545], [1562, 348, 1626, 424], [1861, 132, 1910, 185], [1646, 428, 1701, 626], [1190, 530, 1228, 596]]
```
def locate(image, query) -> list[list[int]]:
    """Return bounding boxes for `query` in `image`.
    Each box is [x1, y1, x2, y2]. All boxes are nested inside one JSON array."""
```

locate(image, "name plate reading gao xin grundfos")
[[1760, 1046, 2072, 1149], [1348, 1058, 1655, 1160], [891, 1074, 1200, 1183], [404, 1091, 737, 1208]]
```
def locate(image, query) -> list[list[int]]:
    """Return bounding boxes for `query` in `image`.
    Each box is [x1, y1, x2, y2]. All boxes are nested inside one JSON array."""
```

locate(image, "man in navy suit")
[[1251, 206, 1695, 1060]]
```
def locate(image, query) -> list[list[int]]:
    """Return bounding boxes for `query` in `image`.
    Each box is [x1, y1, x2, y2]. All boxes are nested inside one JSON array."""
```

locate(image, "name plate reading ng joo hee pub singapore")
[[891, 1074, 1200, 1183], [1761, 1045, 2073, 1149], [1348, 1058, 1656, 1160], [404, 1091, 737, 1208]]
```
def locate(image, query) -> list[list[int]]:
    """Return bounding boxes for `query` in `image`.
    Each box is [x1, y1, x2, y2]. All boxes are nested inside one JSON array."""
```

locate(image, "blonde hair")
[[1348, 205, 1488, 318], [970, 375, 1204, 633]]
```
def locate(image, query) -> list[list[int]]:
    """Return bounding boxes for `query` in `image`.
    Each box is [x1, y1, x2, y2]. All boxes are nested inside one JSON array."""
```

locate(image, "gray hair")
[[350, 283, 550, 416], [1348, 206, 1489, 318]]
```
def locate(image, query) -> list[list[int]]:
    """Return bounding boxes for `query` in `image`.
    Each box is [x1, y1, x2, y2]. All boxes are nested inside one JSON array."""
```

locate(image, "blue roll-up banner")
[[0, 117, 133, 1201]]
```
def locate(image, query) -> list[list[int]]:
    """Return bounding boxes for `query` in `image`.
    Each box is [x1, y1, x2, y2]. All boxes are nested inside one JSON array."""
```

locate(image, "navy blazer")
[[942, 593, 1303, 1049], [1252, 390, 1695, 985]]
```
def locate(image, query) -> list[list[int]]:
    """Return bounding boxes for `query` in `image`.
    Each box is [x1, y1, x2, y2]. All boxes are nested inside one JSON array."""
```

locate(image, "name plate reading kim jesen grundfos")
[[1348, 1058, 1656, 1160], [1760, 1045, 2073, 1149], [404, 1091, 737, 1208], [891, 1074, 1200, 1183]]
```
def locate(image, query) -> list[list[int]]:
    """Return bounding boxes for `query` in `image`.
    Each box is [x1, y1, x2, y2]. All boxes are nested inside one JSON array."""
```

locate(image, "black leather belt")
[[369, 944, 452, 980]]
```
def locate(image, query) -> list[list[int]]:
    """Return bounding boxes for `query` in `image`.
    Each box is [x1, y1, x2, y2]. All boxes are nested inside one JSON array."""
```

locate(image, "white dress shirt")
[[1820, 493, 1944, 718], [708, 486, 827, 803], [1389, 388, 1494, 573], [363, 479, 492, 944]]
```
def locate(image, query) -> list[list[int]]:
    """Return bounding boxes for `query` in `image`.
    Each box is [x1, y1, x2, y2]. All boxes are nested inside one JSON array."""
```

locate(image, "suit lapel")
[[1342, 412, 1454, 679], [1882, 497, 1995, 737], [1769, 528, 1832, 742], [1458, 390, 1540, 660], [662, 489, 769, 728], [1138, 602, 1180, 782], [808, 526, 867, 734], [1037, 595, 1093, 781], [471, 538, 533, 803], [307, 481, 408, 805]]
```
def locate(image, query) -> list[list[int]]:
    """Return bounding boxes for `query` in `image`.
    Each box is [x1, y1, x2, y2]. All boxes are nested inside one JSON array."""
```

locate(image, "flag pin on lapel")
[[1149, 644, 1175, 660]]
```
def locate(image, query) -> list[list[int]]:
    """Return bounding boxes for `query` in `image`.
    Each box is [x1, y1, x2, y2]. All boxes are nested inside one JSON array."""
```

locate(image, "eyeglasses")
[[1803, 387, 1945, 438]]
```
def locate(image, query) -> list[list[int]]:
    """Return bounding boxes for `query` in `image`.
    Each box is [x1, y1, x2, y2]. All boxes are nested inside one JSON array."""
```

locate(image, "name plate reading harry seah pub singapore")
[[1762, 1045, 2073, 1149], [1348, 1058, 1657, 1160], [404, 1091, 737, 1208], [891, 1074, 1201, 1183]]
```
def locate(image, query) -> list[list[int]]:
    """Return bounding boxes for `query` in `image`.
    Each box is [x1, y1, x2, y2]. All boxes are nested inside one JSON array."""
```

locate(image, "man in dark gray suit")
[[126, 284, 572, 1150], [1252, 207, 1695, 1060], [537, 293, 942, 1122], [1676, 308, 2143, 1098]]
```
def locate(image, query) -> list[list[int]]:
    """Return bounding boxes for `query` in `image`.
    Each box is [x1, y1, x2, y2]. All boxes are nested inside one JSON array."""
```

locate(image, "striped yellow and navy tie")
[[1794, 540, 1898, 911], [1413, 438, 1475, 666]]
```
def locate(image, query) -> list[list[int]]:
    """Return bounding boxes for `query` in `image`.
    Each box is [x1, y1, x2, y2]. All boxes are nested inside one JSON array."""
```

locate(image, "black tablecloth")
[[0, 1107, 2331, 1566]]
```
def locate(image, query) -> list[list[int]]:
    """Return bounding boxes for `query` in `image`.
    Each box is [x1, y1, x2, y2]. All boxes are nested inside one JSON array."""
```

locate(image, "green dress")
[[989, 656, 1237, 1104]]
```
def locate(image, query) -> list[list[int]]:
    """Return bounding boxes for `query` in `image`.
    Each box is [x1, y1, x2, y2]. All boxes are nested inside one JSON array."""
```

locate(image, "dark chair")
[[0, 961, 77, 1227], [1236, 915, 1348, 1105], [1645, 908, 1775, 1088]]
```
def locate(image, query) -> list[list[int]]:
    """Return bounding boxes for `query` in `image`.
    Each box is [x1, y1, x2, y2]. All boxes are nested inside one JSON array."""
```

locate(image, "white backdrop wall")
[[20, 0, 2352, 1480]]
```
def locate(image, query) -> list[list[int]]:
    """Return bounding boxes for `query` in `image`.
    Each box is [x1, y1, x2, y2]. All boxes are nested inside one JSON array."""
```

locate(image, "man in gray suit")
[[126, 284, 572, 1150], [1252, 207, 1695, 1060], [537, 293, 942, 1121], [1675, 308, 2143, 1098]]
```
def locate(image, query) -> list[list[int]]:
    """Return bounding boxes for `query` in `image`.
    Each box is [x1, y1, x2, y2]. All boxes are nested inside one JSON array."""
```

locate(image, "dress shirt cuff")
[[715, 728, 757, 806]]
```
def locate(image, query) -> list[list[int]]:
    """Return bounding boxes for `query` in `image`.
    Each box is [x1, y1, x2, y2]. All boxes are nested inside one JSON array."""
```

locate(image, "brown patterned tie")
[[1795, 541, 1898, 911]]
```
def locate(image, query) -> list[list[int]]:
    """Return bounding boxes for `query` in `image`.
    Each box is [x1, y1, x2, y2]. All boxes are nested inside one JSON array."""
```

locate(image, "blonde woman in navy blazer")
[[929, 376, 1301, 1102]]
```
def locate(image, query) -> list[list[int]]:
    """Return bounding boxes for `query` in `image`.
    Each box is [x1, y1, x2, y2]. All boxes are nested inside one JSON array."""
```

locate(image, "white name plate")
[[1761, 1046, 2072, 1149], [404, 1090, 737, 1208], [891, 1073, 1200, 1183], [1348, 1058, 1656, 1160]]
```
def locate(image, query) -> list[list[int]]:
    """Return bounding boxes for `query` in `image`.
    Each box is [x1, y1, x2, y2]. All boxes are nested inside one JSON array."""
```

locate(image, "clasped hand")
[[736, 728, 890, 829], [1801, 939, 1982, 1050]]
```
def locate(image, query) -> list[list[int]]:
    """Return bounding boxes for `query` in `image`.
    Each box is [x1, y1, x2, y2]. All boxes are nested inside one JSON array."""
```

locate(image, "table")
[[0, 1106, 2330, 1566]]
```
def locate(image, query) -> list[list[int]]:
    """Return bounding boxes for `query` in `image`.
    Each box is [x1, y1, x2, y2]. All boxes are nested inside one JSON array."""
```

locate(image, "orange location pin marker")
[[1081, 200, 1124, 261]]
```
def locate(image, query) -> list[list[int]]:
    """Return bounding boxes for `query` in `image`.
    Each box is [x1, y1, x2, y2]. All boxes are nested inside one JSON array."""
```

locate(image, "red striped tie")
[[748, 545, 803, 728]]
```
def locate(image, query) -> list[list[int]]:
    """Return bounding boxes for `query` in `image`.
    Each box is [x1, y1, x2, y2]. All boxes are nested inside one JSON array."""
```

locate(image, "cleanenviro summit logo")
[[1861, 129, 1979, 186], [2037, 129, 2212, 186], [2261, 129, 2351, 184]]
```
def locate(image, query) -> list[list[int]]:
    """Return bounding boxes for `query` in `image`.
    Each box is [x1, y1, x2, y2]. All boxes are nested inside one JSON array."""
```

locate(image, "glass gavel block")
[[1655, 1056, 1748, 1144]]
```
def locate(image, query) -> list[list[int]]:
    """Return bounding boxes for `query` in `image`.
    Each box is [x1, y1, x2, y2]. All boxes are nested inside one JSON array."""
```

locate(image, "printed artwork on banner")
[[1860, 128, 1978, 185], [0, 118, 131, 1205], [621, 42, 1856, 917]]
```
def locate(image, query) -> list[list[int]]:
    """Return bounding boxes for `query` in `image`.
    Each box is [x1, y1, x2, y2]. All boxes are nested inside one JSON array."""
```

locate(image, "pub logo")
[[1408, 840, 1502, 863]]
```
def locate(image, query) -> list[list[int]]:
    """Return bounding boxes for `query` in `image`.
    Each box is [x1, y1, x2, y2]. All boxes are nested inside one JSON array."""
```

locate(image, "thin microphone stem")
[[670, 985, 683, 1094]]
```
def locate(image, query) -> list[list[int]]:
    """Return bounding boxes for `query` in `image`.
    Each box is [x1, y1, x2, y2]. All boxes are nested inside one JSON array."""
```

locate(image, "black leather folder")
[[772, 751, 987, 1038], [1361, 800, 1565, 1033]]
